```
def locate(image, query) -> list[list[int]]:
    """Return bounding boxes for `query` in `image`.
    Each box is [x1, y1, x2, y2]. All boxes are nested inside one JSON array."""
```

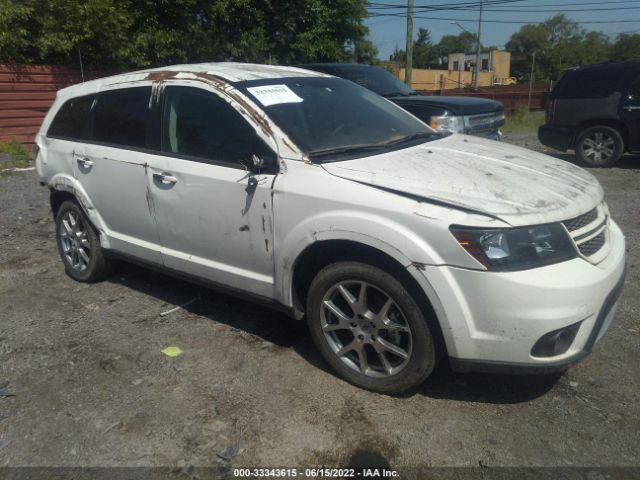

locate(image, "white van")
[[35, 63, 626, 393]]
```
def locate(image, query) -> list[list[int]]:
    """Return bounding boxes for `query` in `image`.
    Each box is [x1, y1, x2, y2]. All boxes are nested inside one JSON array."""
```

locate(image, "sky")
[[364, 0, 640, 60]]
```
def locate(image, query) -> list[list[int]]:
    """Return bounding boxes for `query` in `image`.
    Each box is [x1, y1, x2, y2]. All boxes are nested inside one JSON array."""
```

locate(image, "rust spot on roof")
[[145, 70, 179, 81]]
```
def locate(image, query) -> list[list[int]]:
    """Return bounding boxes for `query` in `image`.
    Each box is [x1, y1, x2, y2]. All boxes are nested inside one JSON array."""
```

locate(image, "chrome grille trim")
[[564, 208, 598, 232], [578, 232, 606, 257], [562, 203, 610, 263]]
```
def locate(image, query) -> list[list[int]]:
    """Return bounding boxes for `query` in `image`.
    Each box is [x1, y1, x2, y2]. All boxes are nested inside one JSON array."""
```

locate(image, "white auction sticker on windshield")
[[246, 84, 303, 107]]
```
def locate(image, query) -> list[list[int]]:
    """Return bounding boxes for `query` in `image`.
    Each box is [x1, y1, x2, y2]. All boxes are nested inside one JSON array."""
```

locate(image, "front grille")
[[467, 112, 504, 132], [578, 232, 606, 256], [562, 204, 609, 261], [564, 208, 598, 232]]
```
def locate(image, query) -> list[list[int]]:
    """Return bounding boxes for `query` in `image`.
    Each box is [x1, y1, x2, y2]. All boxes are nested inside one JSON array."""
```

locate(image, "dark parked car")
[[539, 60, 640, 167], [299, 63, 504, 140]]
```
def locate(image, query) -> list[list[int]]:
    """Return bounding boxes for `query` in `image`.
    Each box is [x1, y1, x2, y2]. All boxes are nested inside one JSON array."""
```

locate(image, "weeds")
[[502, 108, 545, 134], [0, 139, 32, 175]]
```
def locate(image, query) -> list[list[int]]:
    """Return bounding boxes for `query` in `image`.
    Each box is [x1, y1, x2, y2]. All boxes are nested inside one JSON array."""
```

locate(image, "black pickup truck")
[[299, 63, 505, 140]]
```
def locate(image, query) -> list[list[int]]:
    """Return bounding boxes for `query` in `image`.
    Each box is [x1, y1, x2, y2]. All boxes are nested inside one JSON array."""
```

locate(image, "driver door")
[[145, 84, 278, 298]]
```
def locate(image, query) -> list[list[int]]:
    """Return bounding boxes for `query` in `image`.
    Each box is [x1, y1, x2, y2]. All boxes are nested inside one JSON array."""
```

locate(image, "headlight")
[[450, 223, 576, 271], [430, 114, 464, 134]]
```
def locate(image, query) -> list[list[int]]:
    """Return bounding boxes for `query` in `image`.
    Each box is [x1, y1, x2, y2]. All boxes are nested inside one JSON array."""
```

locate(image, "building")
[[397, 49, 513, 91], [447, 50, 512, 85]]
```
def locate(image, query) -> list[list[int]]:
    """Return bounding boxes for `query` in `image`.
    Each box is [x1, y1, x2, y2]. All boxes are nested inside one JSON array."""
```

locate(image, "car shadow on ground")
[[109, 262, 561, 405]]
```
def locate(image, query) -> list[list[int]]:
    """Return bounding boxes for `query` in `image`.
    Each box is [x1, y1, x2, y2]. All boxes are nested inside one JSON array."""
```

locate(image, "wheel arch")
[[287, 238, 447, 355], [48, 174, 110, 247], [572, 119, 628, 151]]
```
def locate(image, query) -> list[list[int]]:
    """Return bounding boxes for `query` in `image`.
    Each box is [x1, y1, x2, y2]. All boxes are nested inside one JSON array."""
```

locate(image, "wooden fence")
[[419, 82, 552, 113], [0, 64, 98, 148]]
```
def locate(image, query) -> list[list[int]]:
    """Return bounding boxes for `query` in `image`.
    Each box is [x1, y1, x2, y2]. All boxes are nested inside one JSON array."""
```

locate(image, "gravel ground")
[[0, 134, 639, 474]]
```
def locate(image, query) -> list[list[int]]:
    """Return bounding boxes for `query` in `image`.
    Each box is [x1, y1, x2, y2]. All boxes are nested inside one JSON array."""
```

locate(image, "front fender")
[[274, 210, 445, 308]]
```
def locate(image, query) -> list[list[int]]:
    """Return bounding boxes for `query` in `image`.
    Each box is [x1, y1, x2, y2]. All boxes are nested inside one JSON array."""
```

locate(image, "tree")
[[612, 33, 640, 61], [0, 0, 372, 67], [413, 28, 436, 68], [505, 14, 612, 81], [436, 31, 477, 57], [353, 37, 378, 64], [388, 28, 436, 68]]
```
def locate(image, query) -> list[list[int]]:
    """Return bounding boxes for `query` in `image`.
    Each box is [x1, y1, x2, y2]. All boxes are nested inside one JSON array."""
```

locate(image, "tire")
[[306, 261, 439, 394], [55, 200, 113, 282], [575, 126, 624, 167]]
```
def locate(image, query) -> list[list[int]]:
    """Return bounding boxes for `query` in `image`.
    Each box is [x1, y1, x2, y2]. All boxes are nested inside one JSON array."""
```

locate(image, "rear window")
[[92, 87, 152, 149], [47, 95, 95, 140]]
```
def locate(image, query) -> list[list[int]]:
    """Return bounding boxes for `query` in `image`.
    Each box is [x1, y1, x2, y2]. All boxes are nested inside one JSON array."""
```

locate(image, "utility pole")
[[405, 0, 414, 87], [474, 0, 484, 89], [528, 51, 536, 111]]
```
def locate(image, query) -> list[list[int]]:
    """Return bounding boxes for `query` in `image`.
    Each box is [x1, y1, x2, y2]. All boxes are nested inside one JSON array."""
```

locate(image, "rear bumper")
[[538, 124, 574, 152]]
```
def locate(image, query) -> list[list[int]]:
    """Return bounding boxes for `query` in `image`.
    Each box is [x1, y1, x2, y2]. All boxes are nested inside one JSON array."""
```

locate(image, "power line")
[[367, 12, 640, 24]]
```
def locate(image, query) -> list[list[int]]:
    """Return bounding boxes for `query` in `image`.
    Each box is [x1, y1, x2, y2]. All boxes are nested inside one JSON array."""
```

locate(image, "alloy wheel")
[[59, 211, 91, 272], [320, 281, 413, 378], [581, 131, 615, 164]]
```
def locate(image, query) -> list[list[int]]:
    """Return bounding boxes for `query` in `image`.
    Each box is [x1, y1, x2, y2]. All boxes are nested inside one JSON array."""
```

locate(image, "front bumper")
[[411, 220, 626, 372]]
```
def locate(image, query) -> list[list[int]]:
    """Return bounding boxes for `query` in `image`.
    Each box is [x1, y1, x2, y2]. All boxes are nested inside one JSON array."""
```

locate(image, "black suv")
[[299, 63, 504, 140], [539, 60, 640, 167]]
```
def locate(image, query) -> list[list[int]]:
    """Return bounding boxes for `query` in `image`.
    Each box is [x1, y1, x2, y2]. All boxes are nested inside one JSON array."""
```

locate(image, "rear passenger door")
[[145, 84, 278, 297], [73, 85, 163, 264]]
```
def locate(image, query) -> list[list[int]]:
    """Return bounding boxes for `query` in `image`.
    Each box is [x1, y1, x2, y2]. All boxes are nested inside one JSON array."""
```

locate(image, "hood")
[[389, 95, 503, 116], [321, 135, 603, 227]]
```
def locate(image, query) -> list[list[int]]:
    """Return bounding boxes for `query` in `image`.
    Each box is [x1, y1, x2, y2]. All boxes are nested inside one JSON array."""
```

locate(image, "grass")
[[502, 108, 545, 134], [0, 139, 32, 176]]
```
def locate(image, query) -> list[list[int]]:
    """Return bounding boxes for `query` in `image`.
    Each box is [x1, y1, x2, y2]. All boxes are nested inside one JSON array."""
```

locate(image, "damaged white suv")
[[36, 63, 626, 393]]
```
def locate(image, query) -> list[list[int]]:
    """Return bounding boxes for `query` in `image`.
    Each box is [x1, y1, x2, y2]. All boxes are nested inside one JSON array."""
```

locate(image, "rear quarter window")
[[553, 66, 627, 99], [47, 95, 95, 140]]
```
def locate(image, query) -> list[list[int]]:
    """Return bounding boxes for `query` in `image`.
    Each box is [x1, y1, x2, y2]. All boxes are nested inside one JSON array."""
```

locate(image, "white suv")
[[35, 63, 626, 393]]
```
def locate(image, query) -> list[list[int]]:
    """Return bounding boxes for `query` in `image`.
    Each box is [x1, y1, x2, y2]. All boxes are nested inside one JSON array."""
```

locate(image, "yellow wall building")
[[398, 50, 512, 91]]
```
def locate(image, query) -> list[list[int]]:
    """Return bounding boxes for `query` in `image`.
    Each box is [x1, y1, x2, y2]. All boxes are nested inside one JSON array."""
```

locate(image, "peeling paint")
[[145, 70, 179, 81]]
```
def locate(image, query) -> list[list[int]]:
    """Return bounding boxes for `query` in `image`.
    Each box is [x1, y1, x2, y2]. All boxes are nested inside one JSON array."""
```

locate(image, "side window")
[[162, 86, 271, 166], [92, 87, 152, 149], [47, 95, 95, 140], [627, 76, 640, 104]]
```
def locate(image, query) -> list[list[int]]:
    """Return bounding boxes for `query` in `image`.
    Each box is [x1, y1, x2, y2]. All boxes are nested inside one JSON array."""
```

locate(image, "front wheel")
[[306, 261, 439, 394], [575, 126, 624, 167]]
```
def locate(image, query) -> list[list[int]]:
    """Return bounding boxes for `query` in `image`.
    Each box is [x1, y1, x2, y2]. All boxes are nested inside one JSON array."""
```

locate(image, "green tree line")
[[0, 0, 376, 67], [391, 15, 640, 81]]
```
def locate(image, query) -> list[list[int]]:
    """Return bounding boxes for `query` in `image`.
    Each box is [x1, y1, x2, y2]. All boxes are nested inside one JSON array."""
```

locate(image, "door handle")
[[76, 157, 94, 167], [624, 106, 640, 111], [153, 172, 178, 185]]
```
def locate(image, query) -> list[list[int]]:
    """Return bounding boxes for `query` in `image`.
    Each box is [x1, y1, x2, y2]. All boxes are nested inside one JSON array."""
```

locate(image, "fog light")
[[531, 322, 581, 357]]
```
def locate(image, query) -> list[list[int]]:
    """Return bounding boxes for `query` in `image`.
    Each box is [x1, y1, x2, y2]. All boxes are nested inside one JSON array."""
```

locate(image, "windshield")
[[331, 65, 417, 97], [237, 77, 436, 160]]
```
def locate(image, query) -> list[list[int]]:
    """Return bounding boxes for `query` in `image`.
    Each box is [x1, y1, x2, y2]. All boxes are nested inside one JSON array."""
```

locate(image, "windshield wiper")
[[380, 92, 406, 98], [308, 143, 389, 159], [382, 131, 436, 146]]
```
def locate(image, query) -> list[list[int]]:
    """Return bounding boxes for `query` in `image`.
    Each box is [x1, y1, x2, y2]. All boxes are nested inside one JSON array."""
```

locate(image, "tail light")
[[547, 99, 557, 124]]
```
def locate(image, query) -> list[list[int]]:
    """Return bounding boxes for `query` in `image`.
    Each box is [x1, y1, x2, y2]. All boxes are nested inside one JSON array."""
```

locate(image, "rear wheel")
[[55, 200, 113, 282], [575, 126, 624, 167], [306, 261, 439, 394]]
